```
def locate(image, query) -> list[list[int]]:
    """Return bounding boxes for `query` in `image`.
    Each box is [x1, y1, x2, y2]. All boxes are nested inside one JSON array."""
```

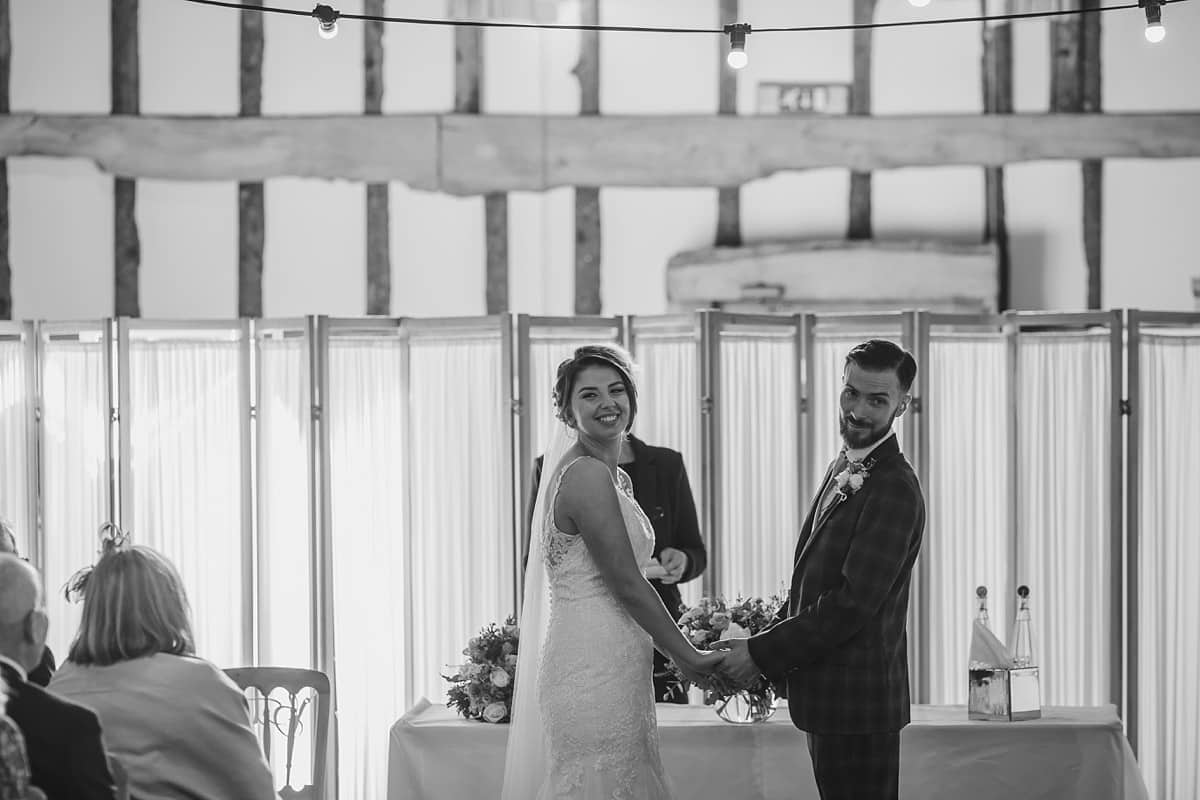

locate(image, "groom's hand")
[[711, 638, 761, 688], [658, 547, 689, 584]]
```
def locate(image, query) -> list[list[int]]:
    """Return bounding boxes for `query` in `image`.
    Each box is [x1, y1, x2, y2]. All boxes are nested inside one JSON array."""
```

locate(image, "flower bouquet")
[[444, 616, 520, 723], [671, 595, 785, 723]]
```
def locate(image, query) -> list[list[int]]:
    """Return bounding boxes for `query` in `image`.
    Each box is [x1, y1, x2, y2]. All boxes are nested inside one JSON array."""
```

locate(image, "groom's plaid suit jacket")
[[747, 434, 925, 735]]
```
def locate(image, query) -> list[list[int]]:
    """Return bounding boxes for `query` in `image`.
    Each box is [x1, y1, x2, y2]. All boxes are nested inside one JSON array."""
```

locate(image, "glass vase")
[[712, 688, 777, 724]]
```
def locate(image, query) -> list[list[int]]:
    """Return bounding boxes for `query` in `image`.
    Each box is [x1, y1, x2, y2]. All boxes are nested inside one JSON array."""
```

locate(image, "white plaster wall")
[[6, 0, 1200, 320]]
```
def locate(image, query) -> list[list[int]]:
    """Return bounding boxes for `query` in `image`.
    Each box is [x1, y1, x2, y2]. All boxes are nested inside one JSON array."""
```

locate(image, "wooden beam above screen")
[[3, 112, 1198, 193]]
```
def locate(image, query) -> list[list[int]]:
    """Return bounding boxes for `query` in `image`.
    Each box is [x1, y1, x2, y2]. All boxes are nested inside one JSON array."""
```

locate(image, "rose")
[[720, 621, 749, 641], [690, 629, 711, 646], [505, 654, 518, 667], [834, 461, 871, 497], [490, 668, 511, 688], [710, 612, 730, 632], [501, 641, 514, 656], [482, 702, 508, 723]]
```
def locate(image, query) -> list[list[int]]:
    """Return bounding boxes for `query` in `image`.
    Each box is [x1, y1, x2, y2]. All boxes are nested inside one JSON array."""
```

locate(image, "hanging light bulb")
[[312, 4, 340, 40], [908, 0, 933, 7], [724, 23, 751, 70], [1140, 0, 1166, 42]]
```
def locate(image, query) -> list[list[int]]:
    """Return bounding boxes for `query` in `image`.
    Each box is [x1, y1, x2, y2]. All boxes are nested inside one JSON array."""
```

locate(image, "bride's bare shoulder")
[[556, 451, 610, 492]]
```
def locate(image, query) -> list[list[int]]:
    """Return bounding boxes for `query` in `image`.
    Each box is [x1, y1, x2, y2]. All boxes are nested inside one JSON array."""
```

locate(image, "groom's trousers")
[[806, 731, 899, 800]]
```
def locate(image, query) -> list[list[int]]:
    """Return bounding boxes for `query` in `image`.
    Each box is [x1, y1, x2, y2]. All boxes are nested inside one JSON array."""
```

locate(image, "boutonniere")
[[833, 456, 876, 500]]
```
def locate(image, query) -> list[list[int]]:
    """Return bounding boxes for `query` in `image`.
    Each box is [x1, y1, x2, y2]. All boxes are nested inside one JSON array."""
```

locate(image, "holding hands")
[[674, 638, 763, 697], [708, 638, 763, 689]]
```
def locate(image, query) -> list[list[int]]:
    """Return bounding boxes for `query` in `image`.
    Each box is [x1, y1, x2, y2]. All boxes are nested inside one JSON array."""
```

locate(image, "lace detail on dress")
[[534, 456, 672, 800]]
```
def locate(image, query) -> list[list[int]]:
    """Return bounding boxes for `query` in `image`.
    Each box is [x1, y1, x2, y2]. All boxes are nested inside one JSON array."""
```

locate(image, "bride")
[[502, 344, 724, 800]]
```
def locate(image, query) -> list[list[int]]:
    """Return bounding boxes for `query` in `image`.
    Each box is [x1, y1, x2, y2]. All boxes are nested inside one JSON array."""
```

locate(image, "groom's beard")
[[840, 409, 896, 450]]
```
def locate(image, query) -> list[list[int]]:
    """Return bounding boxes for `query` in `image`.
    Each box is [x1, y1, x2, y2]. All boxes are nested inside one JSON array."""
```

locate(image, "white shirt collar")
[[845, 430, 895, 464], [0, 653, 27, 682]]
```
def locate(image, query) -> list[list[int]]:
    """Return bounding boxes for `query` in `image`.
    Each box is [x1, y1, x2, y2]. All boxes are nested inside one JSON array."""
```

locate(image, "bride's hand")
[[677, 648, 726, 690]]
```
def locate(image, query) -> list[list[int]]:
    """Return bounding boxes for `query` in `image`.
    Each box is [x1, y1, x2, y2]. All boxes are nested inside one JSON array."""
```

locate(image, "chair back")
[[108, 753, 130, 800], [224, 666, 332, 800]]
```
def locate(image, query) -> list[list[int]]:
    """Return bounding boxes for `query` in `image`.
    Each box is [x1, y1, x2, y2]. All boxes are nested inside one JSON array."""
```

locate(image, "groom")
[[717, 339, 926, 800]]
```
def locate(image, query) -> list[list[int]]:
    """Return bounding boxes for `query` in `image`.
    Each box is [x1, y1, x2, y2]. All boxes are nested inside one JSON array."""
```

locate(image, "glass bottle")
[[975, 585, 990, 629], [1011, 585, 1035, 668]]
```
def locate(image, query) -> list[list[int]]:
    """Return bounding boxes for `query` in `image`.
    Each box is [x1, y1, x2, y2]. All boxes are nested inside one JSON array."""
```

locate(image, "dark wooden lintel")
[[6, 113, 1199, 189]]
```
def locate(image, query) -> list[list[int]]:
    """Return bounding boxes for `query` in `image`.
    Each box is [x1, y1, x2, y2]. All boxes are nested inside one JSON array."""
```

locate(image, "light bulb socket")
[[1139, 0, 1163, 25], [312, 4, 341, 31], [724, 22, 752, 53]]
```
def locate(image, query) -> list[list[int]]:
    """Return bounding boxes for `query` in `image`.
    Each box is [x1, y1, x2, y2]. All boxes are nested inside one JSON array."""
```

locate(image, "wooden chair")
[[224, 667, 331, 800], [107, 753, 130, 800]]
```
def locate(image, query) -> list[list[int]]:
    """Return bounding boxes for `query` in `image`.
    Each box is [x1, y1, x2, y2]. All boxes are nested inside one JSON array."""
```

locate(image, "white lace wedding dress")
[[534, 456, 673, 800]]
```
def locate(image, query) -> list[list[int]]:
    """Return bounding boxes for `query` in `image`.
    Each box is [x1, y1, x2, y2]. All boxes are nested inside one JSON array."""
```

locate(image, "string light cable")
[[180, 0, 1191, 53]]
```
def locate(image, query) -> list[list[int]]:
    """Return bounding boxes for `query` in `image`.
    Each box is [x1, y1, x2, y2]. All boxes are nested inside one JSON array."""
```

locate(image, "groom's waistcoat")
[[747, 434, 926, 735]]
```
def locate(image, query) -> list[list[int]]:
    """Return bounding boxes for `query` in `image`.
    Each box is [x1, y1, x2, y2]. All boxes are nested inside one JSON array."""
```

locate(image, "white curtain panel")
[[125, 332, 247, 669], [39, 331, 109, 659], [716, 327, 799, 603], [1016, 331, 1113, 706], [326, 334, 409, 800], [256, 331, 312, 670], [0, 331, 32, 554], [1136, 329, 1200, 800], [924, 333, 1012, 704], [629, 326, 703, 608], [406, 330, 514, 704]]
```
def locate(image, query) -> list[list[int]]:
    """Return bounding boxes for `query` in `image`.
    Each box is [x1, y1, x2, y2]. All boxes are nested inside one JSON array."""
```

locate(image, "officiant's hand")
[[710, 637, 761, 688], [658, 547, 689, 584]]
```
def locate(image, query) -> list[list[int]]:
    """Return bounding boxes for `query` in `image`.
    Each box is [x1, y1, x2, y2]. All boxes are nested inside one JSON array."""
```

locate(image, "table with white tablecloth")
[[387, 700, 1147, 800]]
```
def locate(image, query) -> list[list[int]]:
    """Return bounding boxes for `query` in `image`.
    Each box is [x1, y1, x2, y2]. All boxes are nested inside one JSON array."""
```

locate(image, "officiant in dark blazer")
[[529, 433, 708, 702], [716, 339, 926, 800]]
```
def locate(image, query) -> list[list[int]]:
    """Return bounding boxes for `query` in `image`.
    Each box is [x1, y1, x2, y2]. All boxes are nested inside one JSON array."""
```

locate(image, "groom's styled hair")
[[845, 339, 918, 393], [552, 344, 639, 432]]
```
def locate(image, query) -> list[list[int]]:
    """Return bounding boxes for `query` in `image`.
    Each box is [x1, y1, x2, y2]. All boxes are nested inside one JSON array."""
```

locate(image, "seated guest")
[[0, 524, 54, 688], [1, 676, 33, 800], [0, 555, 115, 800], [49, 542, 276, 800]]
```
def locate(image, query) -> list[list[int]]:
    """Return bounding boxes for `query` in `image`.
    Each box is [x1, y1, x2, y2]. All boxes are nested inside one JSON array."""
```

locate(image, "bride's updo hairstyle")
[[552, 344, 639, 433]]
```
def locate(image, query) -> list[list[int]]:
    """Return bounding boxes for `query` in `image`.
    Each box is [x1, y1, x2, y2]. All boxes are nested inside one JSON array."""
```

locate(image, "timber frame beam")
[[2, 112, 1199, 193]]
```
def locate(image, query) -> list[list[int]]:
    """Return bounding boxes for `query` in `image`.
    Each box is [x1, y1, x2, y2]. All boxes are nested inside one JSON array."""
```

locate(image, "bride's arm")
[[557, 457, 711, 673]]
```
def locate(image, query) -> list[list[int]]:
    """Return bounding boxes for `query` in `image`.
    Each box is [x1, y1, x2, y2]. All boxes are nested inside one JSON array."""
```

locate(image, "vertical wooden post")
[[1051, 0, 1103, 308], [0, 0, 10, 320], [573, 0, 602, 315], [847, 0, 877, 240], [364, 1, 390, 315], [1081, 0, 1103, 309], [238, 0, 264, 318], [715, 0, 741, 248], [112, 0, 140, 317], [456, 25, 509, 314], [982, 3, 1013, 311]]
